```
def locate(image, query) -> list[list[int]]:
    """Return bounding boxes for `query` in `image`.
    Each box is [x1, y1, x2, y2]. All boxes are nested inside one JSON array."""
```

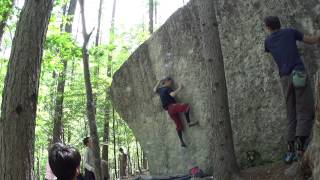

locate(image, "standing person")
[[153, 77, 198, 147], [264, 16, 320, 163], [119, 148, 128, 178], [83, 137, 95, 180], [49, 143, 81, 180]]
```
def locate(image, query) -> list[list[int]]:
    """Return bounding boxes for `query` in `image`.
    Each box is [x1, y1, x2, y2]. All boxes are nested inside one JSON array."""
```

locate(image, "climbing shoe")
[[181, 142, 187, 147], [188, 121, 199, 127], [284, 152, 297, 164]]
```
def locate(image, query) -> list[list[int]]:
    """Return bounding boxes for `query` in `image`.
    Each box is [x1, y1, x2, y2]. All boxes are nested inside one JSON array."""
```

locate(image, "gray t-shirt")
[[83, 147, 95, 172]]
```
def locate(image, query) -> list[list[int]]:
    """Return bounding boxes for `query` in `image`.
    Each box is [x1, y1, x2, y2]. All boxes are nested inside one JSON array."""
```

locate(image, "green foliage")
[[0, 0, 151, 178], [44, 32, 81, 72], [0, 0, 13, 22]]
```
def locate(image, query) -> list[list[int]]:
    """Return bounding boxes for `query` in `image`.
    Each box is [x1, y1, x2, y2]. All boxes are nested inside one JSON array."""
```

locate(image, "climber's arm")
[[170, 83, 182, 97], [303, 35, 320, 44], [153, 80, 162, 93]]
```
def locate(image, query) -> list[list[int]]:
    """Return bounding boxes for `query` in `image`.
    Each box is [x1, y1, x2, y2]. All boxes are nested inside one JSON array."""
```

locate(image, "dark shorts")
[[167, 103, 190, 131]]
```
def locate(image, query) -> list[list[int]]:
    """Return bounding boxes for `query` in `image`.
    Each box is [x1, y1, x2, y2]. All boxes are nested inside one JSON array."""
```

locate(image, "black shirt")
[[156, 87, 176, 110]]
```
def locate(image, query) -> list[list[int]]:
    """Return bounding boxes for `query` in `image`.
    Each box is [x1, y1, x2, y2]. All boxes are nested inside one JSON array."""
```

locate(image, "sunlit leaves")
[[0, 0, 13, 22]]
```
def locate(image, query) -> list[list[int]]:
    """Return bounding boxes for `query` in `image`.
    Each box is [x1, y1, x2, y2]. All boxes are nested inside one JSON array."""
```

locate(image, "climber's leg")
[[177, 130, 186, 147], [295, 78, 314, 139], [169, 103, 198, 127], [281, 76, 298, 163], [168, 105, 186, 147], [295, 78, 314, 156], [281, 76, 298, 142]]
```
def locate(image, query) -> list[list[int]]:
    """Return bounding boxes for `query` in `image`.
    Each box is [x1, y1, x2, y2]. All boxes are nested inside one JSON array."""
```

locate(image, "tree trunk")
[[52, 59, 67, 143], [65, 0, 77, 33], [0, 0, 54, 179], [79, 0, 103, 179], [0, 0, 13, 47], [142, 150, 148, 169], [52, 0, 77, 144], [154, 1, 157, 26], [148, 0, 153, 34], [101, 0, 117, 178], [196, 0, 239, 179], [112, 108, 118, 178], [95, 0, 103, 46], [135, 140, 142, 173], [300, 72, 320, 178], [101, 97, 110, 180], [107, 0, 117, 77]]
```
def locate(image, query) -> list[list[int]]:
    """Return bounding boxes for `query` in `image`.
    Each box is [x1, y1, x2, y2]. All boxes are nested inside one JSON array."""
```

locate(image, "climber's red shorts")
[[167, 103, 190, 131]]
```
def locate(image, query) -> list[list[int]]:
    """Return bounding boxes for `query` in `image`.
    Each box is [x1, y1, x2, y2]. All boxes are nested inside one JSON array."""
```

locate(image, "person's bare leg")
[[177, 130, 186, 147]]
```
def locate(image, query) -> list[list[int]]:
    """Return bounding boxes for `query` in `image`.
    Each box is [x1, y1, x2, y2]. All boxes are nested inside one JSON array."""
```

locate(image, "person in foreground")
[[264, 16, 320, 163], [49, 143, 81, 180], [154, 77, 198, 147]]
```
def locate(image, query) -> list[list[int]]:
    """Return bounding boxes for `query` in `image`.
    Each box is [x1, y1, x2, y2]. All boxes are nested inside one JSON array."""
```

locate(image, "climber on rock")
[[264, 16, 320, 163], [153, 77, 198, 147]]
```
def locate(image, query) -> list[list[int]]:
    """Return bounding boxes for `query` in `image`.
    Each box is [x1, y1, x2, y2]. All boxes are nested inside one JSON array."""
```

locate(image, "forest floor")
[[240, 161, 305, 180], [128, 161, 308, 180]]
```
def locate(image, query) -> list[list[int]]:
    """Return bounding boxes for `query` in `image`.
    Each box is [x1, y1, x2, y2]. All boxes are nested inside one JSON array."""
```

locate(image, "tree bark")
[[135, 140, 142, 173], [154, 0, 157, 26], [300, 72, 320, 178], [107, 0, 117, 77], [148, 0, 154, 34], [102, 97, 110, 179], [102, 0, 117, 178], [196, 0, 239, 179], [79, 0, 103, 179], [95, 0, 103, 46], [52, 0, 77, 144], [112, 108, 118, 178], [0, 0, 54, 179], [0, 0, 14, 47]]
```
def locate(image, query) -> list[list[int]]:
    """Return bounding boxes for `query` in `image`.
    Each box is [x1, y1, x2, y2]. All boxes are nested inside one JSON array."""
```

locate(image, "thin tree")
[[135, 140, 142, 173], [102, 0, 117, 178], [196, 0, 239, 179], [52, 0, 78, 144], [78, 0, 103, 179], [0, 0, 54, 179], [154, 0, 158, 26], [95, 0, 103, 46], [112, 108, 118, 178], [92, 0, 103, 111], [149, 0, 153, 34], [0, 0, 14, 46]]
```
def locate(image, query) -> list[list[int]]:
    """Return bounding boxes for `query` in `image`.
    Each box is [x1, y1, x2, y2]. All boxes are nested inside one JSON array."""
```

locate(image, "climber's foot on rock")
[[181, 142, 187, 147], [188, 121, 199, 127], [284, 152, 297, 164]]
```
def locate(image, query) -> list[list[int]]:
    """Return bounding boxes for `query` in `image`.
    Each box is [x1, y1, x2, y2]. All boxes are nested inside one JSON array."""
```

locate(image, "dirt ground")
[[127, 161, 309, 180], [240, 161, 305, 180]]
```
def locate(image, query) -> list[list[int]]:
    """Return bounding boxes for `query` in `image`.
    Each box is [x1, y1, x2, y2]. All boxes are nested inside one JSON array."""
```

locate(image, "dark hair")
[[83, 137, 90, 146], [163, 77, 173, 82], [264, 16, 281, 30], [49, 143, 81, 180], [119, 147, 123, 152]]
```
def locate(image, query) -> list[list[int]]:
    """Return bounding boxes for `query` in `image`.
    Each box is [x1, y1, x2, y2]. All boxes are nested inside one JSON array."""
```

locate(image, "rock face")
[[111, 0, 320, 175], [216, 0, 320, 163]]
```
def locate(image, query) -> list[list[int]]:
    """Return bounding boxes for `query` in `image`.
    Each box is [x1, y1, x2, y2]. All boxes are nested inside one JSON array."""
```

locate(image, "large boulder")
[[111, 0, 320, 175], [216, 0, 320, 162]]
